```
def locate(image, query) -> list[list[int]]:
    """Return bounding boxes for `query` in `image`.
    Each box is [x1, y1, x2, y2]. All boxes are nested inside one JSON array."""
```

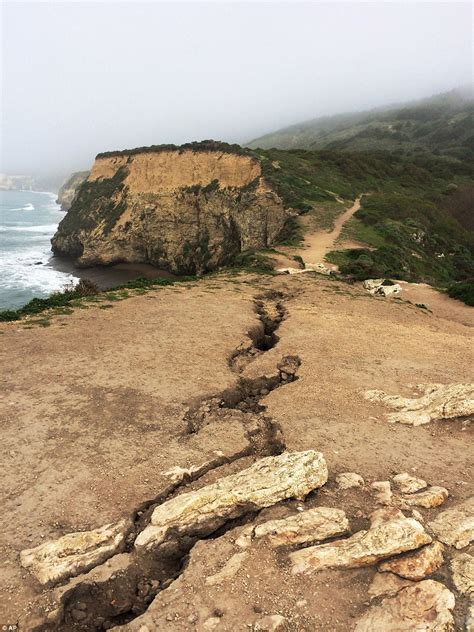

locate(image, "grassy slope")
[[256, 147, 474, 286], [247, 87, 474, 162]]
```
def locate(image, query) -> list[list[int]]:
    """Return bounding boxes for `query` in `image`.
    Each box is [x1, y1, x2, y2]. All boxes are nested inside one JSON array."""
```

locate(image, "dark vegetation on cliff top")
[[96, 139, 254, 159]]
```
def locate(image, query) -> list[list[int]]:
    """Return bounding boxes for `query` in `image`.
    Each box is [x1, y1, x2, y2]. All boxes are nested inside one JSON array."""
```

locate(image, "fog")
[[1, 1, 472, 178]]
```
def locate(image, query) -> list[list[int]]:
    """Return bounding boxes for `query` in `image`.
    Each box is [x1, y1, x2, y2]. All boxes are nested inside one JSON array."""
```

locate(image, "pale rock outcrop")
[[428, 498, 474, 549], [364, 383, 474, 426], [247, 507, 349, 547], [20, 519, 130, 585], [392, 472, 427, 494], [336, 472, 365, 490], [254, 615, 287, 630], [450, 553, 474, 595], [276, 262, 334, 276], [402, 486, 449, 509], [379, 541, 445, 581], [368, 572, 415, 598], [363, 279, 402, 297], [354, 580, 455, 631], [135, 451, 328, 551], [371, 480, 393, 505], [289, 509, 431, 574]]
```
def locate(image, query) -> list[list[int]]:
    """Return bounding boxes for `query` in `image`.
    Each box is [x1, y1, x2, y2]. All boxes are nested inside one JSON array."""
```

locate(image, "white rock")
[[251, 506, 349, 547], [135, 451, 328, 551], [450, 553, 474, 595], [392, 472, 427, 494], [379, 541, 445, 581], [20, 519, 130, 585], [368, 572, 415, 599], [355, 580, 455, 631], [371, 481, 393, 505], [336, 472, 365, 490], [428, 498, 474, 549], [364, 383, 474, 426], [402, 486, 449, 509], [289, 509, 431, 574]]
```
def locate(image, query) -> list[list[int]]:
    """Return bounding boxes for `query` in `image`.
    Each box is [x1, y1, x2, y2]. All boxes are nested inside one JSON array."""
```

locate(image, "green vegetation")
[[257, 146, 473, 285], [52, 166, 130, 253], [248, 87, 474, 161], [447, 281, 474, 306]]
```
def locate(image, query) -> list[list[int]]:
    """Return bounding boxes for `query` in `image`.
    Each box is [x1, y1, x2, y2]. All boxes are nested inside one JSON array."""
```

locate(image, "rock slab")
[[379, 541, 445, 581], [290, 510, 431, 574], [135, 451, 328, 551], [355, 580, 455, 631], [20, 519, 130, 585]]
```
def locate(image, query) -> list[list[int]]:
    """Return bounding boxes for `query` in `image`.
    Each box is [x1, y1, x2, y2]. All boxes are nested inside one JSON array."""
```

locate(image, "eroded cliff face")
[[56, 171, 90, 211], [51, 146, 290, 274]]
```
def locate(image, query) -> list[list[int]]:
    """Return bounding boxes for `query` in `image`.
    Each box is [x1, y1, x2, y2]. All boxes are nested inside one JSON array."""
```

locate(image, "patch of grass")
[[0, 276, 197, 323], [447, 280, 474, 306], [99, 304, 114, 310]]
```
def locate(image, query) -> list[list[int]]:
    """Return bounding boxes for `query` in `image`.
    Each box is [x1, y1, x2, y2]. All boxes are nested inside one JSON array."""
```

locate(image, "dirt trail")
[[296, 194, 364, 265]]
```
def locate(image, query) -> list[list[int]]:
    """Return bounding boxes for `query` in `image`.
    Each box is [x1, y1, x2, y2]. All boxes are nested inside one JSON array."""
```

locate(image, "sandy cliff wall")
[[51, 146, 290, 274]]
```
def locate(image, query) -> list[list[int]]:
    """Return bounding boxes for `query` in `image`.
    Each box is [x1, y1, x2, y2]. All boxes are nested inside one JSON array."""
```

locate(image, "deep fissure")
[[31, 292, 302, 632]]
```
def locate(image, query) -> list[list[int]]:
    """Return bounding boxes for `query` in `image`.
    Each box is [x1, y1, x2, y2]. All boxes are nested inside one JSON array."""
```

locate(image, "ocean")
[[0, 190, 78, 310], [0, 189, 176, 311]]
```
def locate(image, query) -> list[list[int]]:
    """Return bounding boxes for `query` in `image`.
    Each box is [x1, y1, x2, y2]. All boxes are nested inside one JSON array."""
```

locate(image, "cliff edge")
[[51, 142, 291, 274], [56, 171, 90, 211]]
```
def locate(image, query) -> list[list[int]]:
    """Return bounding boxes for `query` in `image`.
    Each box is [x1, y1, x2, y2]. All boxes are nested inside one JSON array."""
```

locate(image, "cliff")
[[56, 171, 90, 211], [51, 142, 291, 274]]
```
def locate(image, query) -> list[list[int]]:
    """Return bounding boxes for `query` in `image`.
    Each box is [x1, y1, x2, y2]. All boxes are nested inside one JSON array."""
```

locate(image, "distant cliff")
[[51, 142, 291, 274], [56, 171, 90, 211], [0, 173, 35, 191]]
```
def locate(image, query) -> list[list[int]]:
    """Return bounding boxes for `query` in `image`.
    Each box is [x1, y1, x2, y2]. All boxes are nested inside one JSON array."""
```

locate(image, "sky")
[[1, 1, 472, 178]]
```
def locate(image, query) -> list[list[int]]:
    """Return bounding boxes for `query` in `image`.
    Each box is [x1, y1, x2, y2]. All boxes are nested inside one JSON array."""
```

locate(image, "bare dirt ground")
[[0, 272, 472, 631]]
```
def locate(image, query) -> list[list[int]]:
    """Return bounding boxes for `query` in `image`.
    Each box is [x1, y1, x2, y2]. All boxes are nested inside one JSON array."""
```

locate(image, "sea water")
[[0, 190, 78, 310]]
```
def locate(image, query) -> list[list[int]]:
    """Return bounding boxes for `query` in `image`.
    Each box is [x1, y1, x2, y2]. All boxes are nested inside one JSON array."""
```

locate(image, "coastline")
[[48, 256, 177, 290]]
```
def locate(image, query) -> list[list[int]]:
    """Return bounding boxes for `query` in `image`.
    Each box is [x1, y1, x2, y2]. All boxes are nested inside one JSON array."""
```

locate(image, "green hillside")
[[255, 147, 474, 289], [248, 87, 474, 160]]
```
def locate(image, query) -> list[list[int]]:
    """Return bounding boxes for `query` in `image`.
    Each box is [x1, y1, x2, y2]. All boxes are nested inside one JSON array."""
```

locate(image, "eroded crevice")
[[229, 290, 288, 373], [28, 292, 302, 632]]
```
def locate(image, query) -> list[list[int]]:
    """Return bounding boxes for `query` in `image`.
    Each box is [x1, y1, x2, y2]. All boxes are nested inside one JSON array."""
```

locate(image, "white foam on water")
[[0, 223, 59, 233], [0, 190, 79, 309]]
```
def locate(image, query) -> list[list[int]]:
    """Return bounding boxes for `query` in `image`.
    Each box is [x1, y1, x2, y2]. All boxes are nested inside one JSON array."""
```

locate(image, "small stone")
[[255, 615, 287, 631], [71, 609, 87, 622], [355, 580, 455, 631], [368, 572, 415, 599], [379, 541, 445, 581], [371, 481, 393, 505], [402, 486, 449, 509], [203, 617, 221, 630], [251, 506, 349, 547], [392, 473, 427, 494], [450, 553, 474, 595], [428, 498, 474, 549], [336, 472, 365, 490]]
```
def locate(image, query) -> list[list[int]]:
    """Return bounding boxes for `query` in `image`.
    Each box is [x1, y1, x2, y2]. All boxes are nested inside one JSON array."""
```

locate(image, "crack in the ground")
[[28, 291, 301, 632]]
